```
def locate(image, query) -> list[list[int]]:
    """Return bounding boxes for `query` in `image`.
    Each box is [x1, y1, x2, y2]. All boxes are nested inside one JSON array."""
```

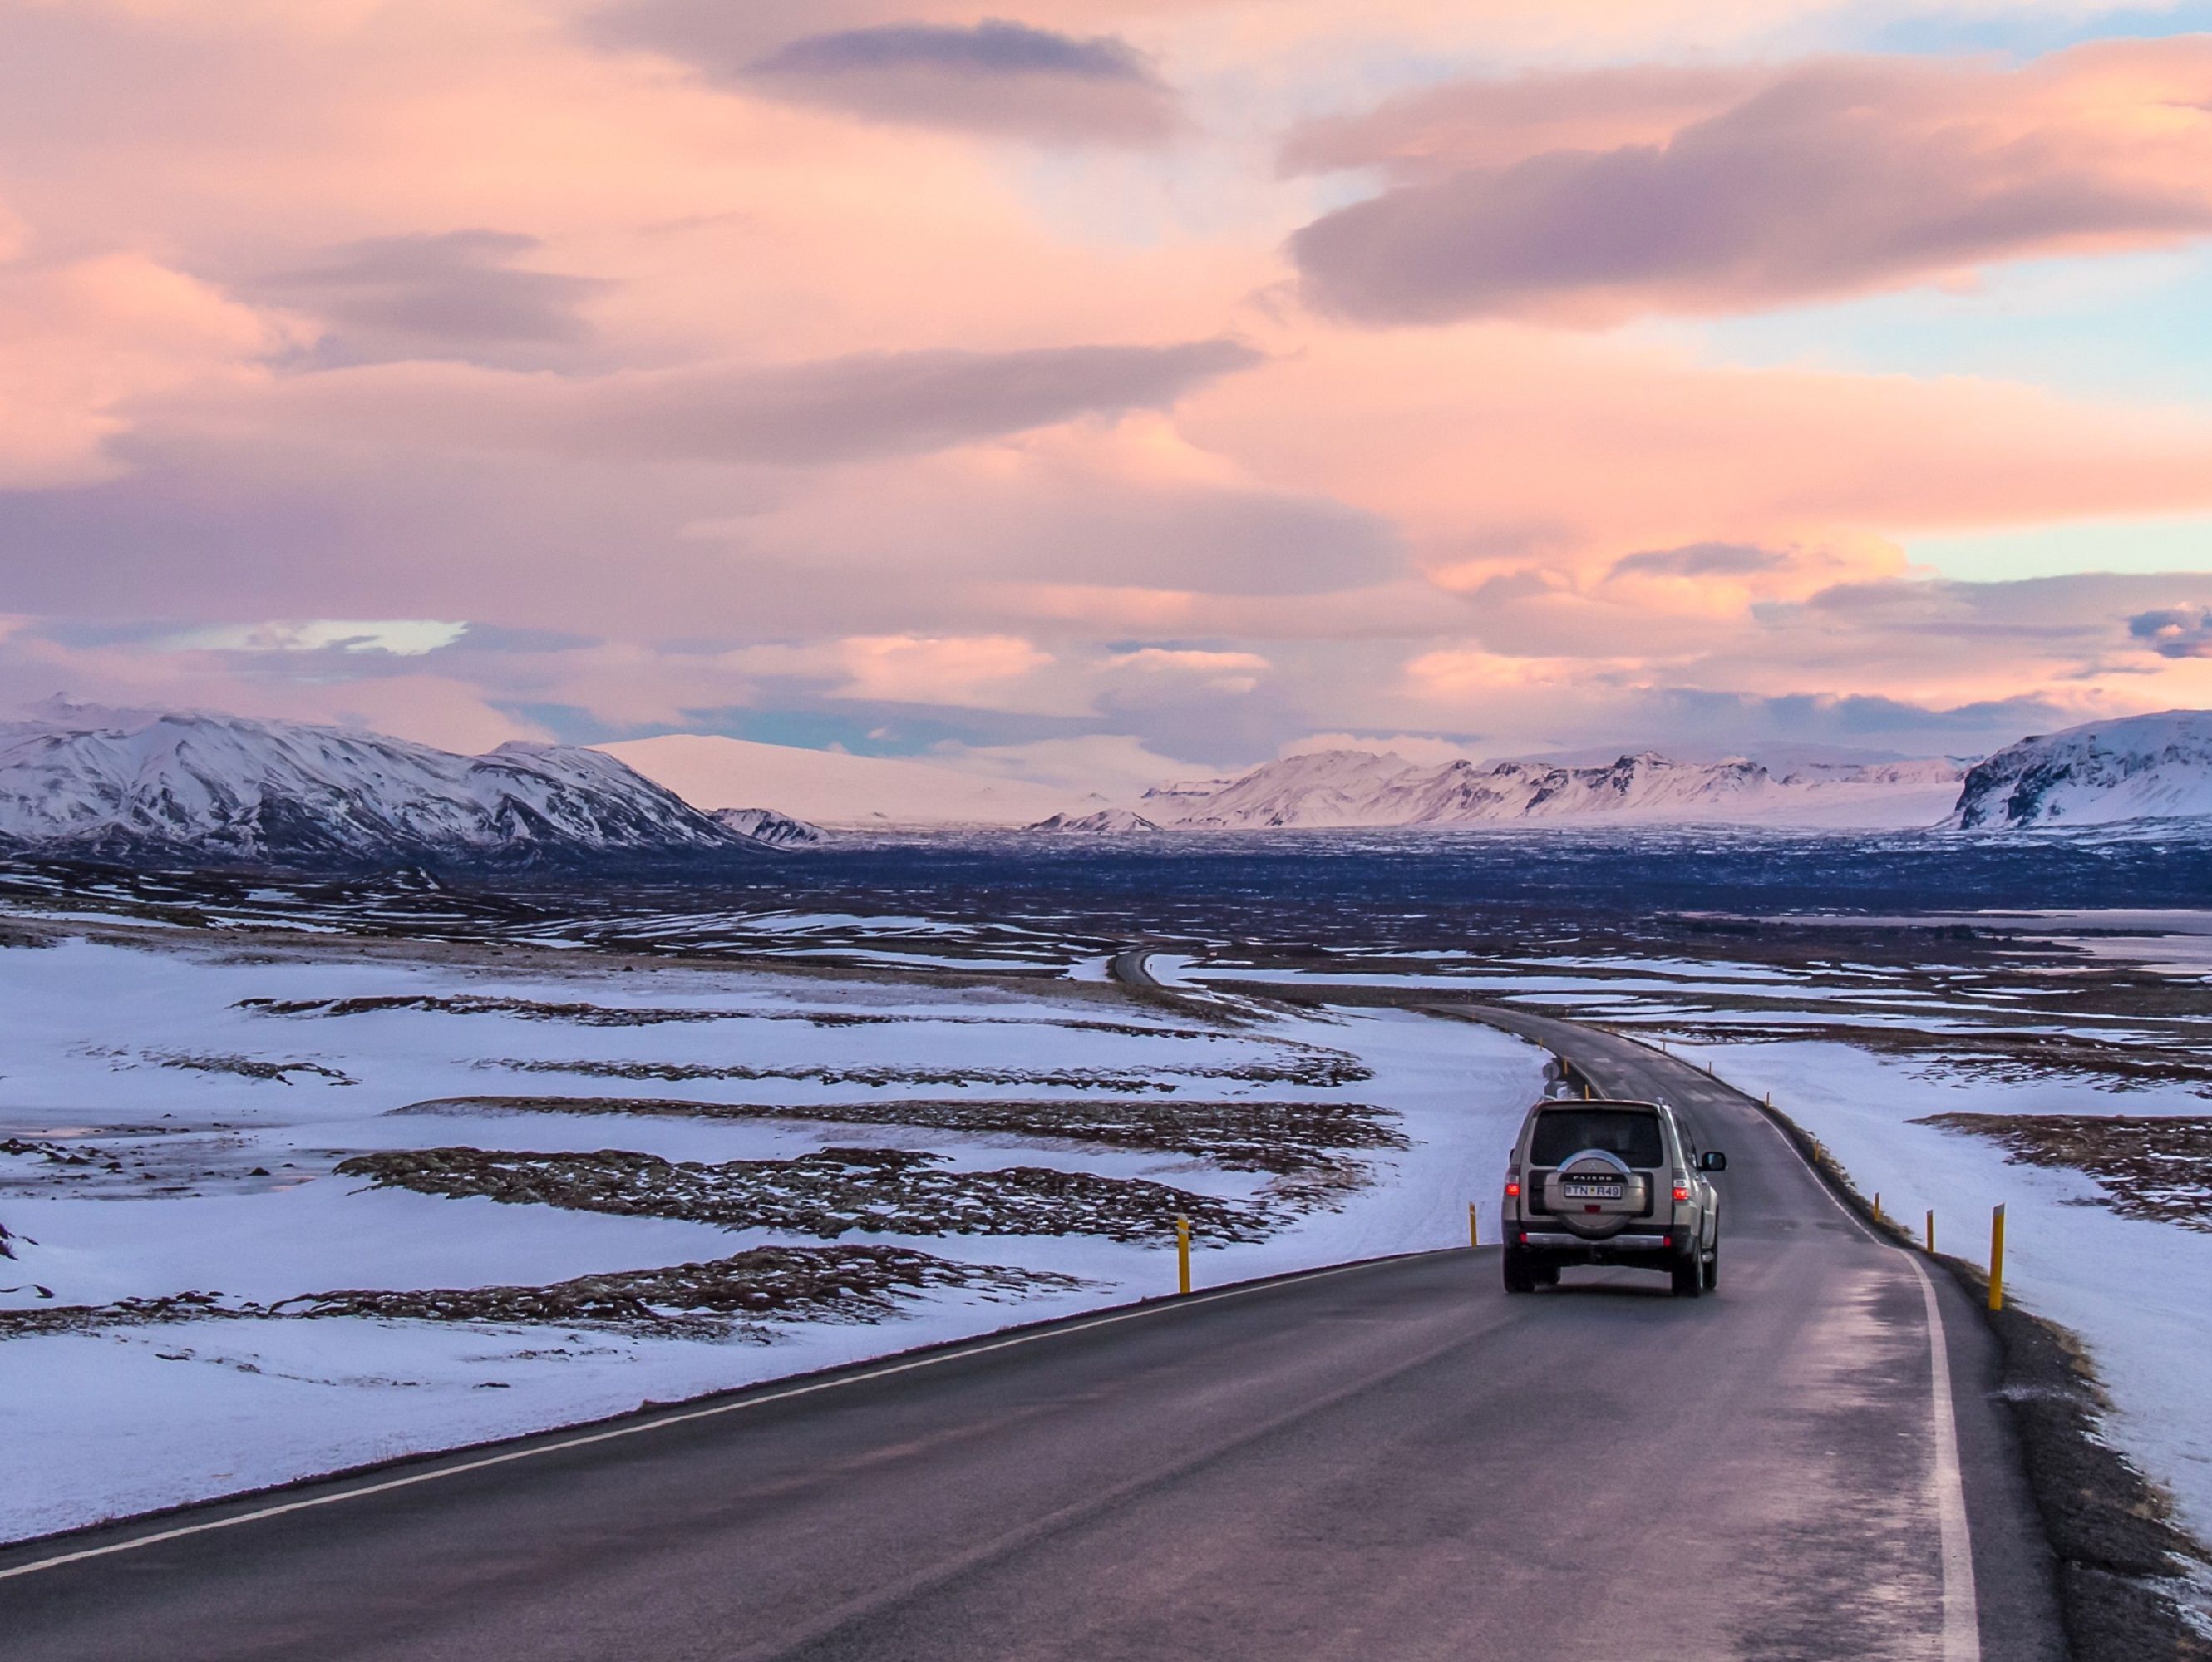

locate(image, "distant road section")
[[1106, 945, 1166, 989], [0, 959, 2064, 1660]]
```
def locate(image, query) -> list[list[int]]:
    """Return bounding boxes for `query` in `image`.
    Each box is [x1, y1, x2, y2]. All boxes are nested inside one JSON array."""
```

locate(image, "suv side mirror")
[[1698, 1151, 1727, 1173]]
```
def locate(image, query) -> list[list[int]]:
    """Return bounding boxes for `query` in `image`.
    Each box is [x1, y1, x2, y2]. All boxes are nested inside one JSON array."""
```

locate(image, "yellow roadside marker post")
[[1175, 1216, 1191, 1297], [1873, 1192, 1882, 1226], [1925, 1210, 1935, 1253], [1468, 1203, 1480, 1249], [1988, 1206, 2006, 1311]]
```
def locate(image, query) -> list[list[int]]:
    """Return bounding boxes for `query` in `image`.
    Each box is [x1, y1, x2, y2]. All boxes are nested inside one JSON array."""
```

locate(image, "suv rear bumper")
[[1511, 1226, 1683, 1258]]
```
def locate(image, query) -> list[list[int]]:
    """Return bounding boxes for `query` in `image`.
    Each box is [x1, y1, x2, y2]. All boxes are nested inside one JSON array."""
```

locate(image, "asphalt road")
[[0, 980, 2064, 1661]]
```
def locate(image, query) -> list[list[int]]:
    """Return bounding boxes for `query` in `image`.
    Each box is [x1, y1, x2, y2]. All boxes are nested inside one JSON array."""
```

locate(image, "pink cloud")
[[1282, 63, 1766, 179], [593, 9, 1184, 145], [1179, 327, 2212, 575], [1289, 40, 2212, 324], [0, 253, 289, 487], [198, 339, 1262, 468]]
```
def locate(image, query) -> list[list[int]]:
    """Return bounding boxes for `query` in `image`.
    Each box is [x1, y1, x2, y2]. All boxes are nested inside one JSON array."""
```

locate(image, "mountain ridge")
[[1143, 748, 1969, 831], [1953, 711, 2212, 828], [9, 705, 2210, 875], [0, 704, 770, 872]]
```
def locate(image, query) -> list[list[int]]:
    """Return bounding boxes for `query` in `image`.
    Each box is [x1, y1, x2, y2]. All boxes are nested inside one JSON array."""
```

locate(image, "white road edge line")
[[0, 1259, 1381, 1585], [1712, 1053, 1985, 1662], [1906, 1251, 1986, 1662]]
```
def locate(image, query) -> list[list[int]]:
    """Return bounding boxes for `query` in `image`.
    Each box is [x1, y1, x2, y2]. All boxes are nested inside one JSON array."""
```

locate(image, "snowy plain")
[[0, 930, 1545, 1543]]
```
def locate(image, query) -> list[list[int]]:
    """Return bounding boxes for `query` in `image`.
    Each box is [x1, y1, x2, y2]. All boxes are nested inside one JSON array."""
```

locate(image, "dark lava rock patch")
[[407, 1092, 1402, 1176], [1, 1246, 1081, 1339], [280, 1245, 1081, 1336], [338, 1144, 1274, 1242], [491, 1052, 1370, 1091], [1917, 1112, 2212, 1232]]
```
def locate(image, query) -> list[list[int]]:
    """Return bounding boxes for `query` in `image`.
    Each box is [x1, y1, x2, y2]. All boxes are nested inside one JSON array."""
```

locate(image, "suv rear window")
[[1529, 1108, 1665, 1168]]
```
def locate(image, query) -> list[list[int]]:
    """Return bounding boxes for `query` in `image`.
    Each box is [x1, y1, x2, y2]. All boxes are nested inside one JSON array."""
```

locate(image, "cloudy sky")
[[4, 0, 2212, 787]]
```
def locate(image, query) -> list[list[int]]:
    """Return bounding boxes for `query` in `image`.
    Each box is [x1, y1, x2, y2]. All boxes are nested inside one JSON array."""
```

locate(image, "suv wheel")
[[1502, 1249, 1538, 1295], [1702, 1238, 1720, 1292], [1671, 1251, 1703, 1299]]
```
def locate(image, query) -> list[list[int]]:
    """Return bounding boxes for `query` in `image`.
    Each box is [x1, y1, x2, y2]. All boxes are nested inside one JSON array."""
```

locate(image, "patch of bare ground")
[[0, 1137, 110, 1168], [492, 1053, 1372, 1092], [279, 1246, 1081, 1337], [1600, 1017, 2212, 1098], [236, 993, 796, 1026], [406, 1093, 1402, 1176], [155, 1053, 357, 1085], [1899, 1046, 2212, 1098], [0, 1290, 234, 1336], [237, 993, 1229, 1041], [0, 1248, 1081, 1340], [1917, 1112, 2212, 1233], [336, 1145, 1275, 1242]]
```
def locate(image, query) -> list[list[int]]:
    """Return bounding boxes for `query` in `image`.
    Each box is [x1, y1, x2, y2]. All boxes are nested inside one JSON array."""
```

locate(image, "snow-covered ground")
[[1678, 1035, 2212, 1541], [0, 931, 1544, 1543]]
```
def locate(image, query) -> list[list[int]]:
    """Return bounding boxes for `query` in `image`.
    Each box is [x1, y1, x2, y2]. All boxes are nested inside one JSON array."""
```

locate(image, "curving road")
[[0, 973, 2064, 1660]]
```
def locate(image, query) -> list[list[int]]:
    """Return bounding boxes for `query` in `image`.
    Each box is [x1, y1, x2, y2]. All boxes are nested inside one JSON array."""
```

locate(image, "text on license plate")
[[1563, 1182, 1622, 1199]]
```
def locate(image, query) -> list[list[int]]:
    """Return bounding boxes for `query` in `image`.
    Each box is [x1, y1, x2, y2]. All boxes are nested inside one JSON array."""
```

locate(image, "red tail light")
[[1673, 1184, 1691, 1202], [1505, 1181, 1521, 1198]]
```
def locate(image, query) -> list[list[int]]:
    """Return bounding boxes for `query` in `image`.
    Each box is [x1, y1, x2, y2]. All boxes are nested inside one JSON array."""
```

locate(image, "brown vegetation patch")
[[239, 992, 1227, 1042], [0, 1289, 234, 1337], [1577, 1015, 2212, 1099], [0, 1248, 1080, 1339], [337, 1144, 1274, 1242], [0, 1137, 110, 1167], [1916, 1112, 2212, 1233], [408, 1092, 1401, 1176], [241, 993, 742, 1025], [493, 1053, 1370, 1092], [279, 1245, 1081, 1336], [155, 1053, 357, 1085]]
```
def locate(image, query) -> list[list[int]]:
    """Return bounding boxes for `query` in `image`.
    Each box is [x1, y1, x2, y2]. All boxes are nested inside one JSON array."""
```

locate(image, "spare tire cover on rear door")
[[1541, 1149, 1649, 1240]]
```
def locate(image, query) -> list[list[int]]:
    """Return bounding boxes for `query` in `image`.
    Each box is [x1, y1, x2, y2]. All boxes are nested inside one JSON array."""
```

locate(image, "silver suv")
[[1500, 1097, 1725, 1297]]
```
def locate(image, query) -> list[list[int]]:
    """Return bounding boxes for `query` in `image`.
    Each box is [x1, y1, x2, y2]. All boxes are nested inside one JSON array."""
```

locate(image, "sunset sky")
[[5, 0, 2212, 788]]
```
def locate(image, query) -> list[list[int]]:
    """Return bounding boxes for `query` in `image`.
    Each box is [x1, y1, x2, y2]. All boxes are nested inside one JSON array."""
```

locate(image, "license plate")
[[1562, 1182, 1622, 1200]]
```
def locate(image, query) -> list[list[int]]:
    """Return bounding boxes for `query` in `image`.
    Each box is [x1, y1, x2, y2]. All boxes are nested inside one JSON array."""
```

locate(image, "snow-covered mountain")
[[710, 806, 830, 847], [1026, 807, 1161, 833], [1146, 749, 1967, 831], [0, 704, 772, 870], [1953, 711, 2212, 828]]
